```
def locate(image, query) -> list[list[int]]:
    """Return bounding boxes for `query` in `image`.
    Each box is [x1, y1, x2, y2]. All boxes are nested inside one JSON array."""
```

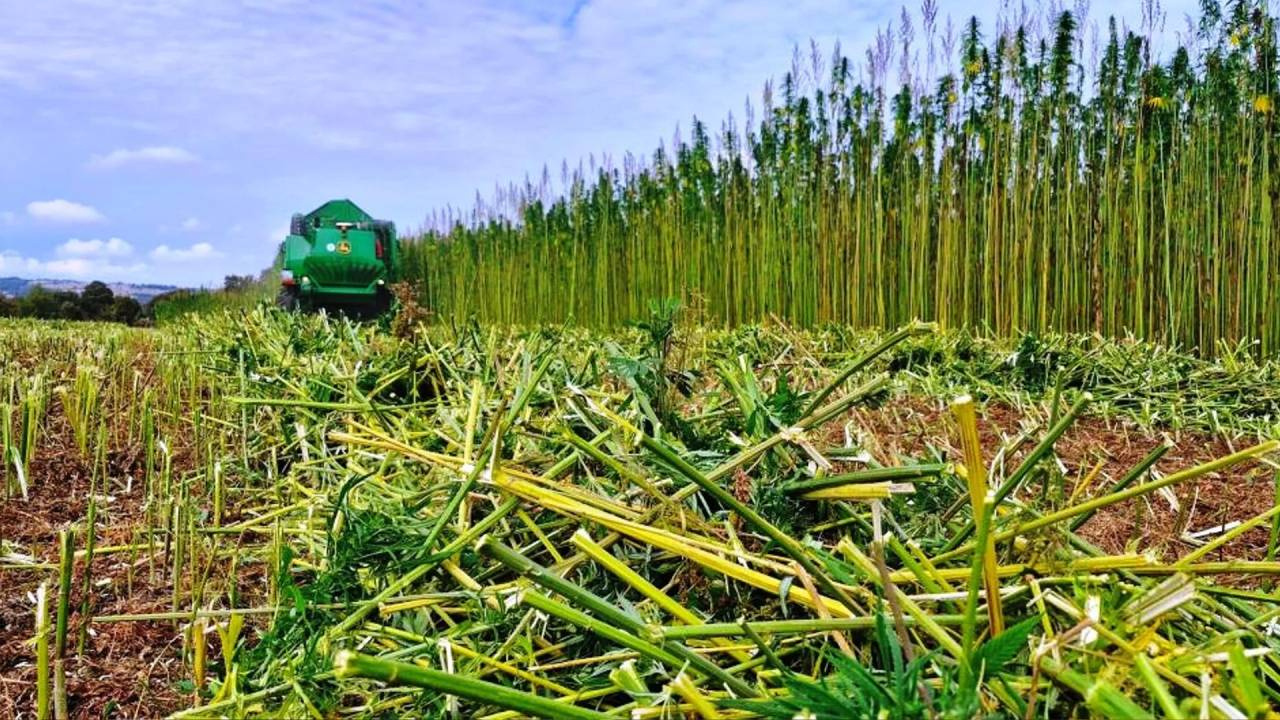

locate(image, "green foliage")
[[0, 282, 146, 325], [107, 296, 142, 325], [721, 614, 1039, 720], [971, 615, 1040, 680], [78, 281, 114, 319], [223, 274, 256, 292], [608, 298, 695, 431], [240, 546, 341, 710], [150, 284, 270, 325], [18, 287, 78, 320], [722, 615, 967, 720]]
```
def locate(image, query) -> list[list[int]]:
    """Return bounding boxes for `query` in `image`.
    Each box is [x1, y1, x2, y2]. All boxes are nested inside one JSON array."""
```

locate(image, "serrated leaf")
[[972, 614, 1040, 677]]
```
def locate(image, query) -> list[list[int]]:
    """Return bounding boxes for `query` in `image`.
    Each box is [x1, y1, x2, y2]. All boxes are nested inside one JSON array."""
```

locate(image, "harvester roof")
[[303, 199, 374, 225]]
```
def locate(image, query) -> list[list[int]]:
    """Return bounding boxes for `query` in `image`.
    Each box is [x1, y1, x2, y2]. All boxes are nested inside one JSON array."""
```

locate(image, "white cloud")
[[0, 250, 144, 280], [56, 237, 133, 257], [27, 199, 106, 224], [0, 251, 43, 275], [87, 145, 199, 170], [181, 217, 201, 231], [150, 241, 222, 262], [43, 257, 146, 277]]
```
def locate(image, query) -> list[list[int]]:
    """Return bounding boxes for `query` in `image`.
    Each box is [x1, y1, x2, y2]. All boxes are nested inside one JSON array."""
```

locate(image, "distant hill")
[[0, 276, 182, 304]]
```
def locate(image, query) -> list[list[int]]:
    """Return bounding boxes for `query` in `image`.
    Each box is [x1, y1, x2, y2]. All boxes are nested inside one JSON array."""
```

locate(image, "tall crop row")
[[404, 1, 1279, 356]]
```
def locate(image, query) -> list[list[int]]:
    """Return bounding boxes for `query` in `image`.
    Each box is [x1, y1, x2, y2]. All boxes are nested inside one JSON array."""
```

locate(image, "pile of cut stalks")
[[10, 310, 1280, 719]]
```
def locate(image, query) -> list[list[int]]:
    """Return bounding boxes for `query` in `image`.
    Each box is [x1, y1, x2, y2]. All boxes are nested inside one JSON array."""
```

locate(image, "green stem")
[[1070, 439, 1171, 532], [334, 650, 611, 720], [655, 614, 966, 640], [783, 463, 947, 495], [803, 321, 933, 414], [478, 536, 759, 698]]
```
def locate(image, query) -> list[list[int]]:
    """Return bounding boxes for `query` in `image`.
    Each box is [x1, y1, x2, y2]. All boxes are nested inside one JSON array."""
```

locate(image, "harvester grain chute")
[[277, 199, 398, 314]]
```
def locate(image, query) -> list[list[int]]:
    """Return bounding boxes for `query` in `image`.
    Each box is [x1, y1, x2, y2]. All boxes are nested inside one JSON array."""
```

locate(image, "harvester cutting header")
[[277, 199, 399, 314]]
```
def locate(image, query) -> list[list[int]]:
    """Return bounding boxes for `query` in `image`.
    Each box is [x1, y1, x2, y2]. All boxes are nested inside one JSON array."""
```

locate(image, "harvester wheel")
[[277, 287, 300, 311], [376, 286, 394, 315]]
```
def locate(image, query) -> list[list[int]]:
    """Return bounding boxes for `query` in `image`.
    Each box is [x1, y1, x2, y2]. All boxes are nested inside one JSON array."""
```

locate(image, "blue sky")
[[0, 0, 1198, 287]]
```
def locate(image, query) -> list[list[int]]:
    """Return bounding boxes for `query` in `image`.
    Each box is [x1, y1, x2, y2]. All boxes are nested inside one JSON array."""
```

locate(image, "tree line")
[[0, 274, 272, 326], [0, 281, 144, 324]]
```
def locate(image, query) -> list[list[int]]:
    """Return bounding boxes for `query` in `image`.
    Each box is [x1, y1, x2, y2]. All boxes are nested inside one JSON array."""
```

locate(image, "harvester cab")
[[277, 199, 399, 314]]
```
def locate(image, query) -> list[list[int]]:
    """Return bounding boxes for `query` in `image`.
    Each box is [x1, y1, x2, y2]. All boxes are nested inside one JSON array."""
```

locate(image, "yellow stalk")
[[952, 395, 1004, 635], [799, 481, 913, 500], [463, 379, 481, 462], [480, 686, 618, 720], [906, 539, 959, 594], [535, 651, 638, 672], [629, 703, 731, 720], [35, 582, 49, 720], [567, 529, 756, 681], [792, 558, 855, 656], [670, 673, 722, 719], [517, 509, 565, 564], [441, 642, 577, 696], [883, 553, 1157, 584], [541, 493, 854, 615], [1179, 503, 1280, 565], [1026, 577, 1056, 641], [458, 379, 483, 530], [378, 597, 449, 616], [571, 528, 697, 624], [441, 559, 499, 610], [496, 470, 798, 576], [835, 539, 964, 657], [1066, 458, 1107, 505], [432, 604, 460, 629], [599, 516, 851, 616], [191, 618, 207, 696]]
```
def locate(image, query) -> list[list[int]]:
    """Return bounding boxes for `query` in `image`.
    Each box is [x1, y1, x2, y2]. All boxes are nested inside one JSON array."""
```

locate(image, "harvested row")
[[0, 320, 226, 718], [4, 309, 1280, 717]]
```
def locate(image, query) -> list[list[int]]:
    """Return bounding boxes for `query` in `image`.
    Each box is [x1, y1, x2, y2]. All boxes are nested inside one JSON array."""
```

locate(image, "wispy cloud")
[[150, 242, 222, 262], [27, 199, 105, 224], [180, 217, 201, 231], [0, 0, 895, 158], [56, 237, 134, 257], [88, 145, 198, 170]]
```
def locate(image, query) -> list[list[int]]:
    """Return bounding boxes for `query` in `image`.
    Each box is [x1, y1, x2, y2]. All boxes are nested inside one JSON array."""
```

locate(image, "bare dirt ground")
[[1, 386, 1273, 718], [0, 447, 189, 719], [841, 396, 1275, 564]]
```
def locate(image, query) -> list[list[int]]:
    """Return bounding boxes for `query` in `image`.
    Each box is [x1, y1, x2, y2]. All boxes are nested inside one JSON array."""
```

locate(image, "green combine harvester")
[[277, 199, 398, 314]]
